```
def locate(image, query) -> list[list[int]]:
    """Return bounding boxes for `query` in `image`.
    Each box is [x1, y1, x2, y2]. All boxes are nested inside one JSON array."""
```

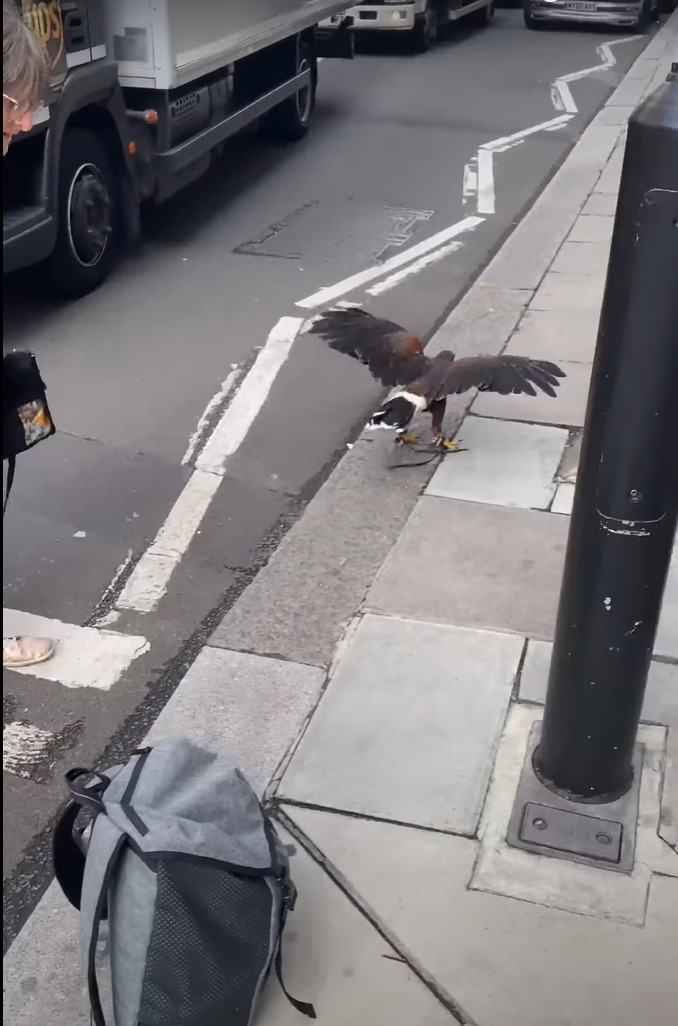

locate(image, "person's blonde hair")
[[3, 0, 48, 108]]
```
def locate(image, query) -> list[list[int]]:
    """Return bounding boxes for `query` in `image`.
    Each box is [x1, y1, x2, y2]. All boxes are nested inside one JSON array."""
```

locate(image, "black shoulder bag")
[[3, 350, 55, 513]]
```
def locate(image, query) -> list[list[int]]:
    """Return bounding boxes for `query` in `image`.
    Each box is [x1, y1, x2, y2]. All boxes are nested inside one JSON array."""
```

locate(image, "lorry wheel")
[[473, 1, 496, 25], [262, 48, 317, 142], [409, 5, 437, 52], [632, 0, 651, 29], [46, 128, 119, 298]]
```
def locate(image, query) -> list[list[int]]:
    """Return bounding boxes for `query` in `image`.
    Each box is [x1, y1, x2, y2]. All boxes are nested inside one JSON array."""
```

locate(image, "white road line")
[[2, 610, 148, 689], [182, 365, 240, 466], [296, 216, 485, 310], [474, 114, 574, 215], [476, 147, 496, 216], [465, 37, 637, 217], [196, 317, 303, 474], [551, 38, 636, 114], [3, 722, 54, 779], [367, 240, 463, 296], [481, 114, 575, 155], [117, 316, 304, 614]]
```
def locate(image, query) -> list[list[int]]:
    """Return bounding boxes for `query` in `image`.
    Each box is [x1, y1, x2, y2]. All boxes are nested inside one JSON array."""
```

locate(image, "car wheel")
[[632, 0, 651, 31]]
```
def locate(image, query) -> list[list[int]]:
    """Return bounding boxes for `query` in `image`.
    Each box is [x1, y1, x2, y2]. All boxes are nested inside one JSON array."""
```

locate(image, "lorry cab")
[[4, 0, 354, 297], [322, 1, 494, 52]]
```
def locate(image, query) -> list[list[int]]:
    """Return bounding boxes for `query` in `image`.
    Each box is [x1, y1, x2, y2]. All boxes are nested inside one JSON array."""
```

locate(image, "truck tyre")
[[262, 46, 317, 142], [410, 5, 437, 52], [472, 1, 496, 25], [45, 128, 119, 298]]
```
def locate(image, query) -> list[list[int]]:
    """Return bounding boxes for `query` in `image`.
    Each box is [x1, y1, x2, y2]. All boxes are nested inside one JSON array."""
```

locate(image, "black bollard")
[[534, 68, 678, 802]]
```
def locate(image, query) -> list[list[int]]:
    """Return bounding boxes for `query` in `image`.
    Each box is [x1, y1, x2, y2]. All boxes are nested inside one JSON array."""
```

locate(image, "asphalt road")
[[2, 9, 656, 946]]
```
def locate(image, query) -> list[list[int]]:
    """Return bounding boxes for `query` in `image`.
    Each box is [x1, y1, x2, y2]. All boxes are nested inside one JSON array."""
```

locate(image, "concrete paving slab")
[[1, 832, 456, 1026], [288, 804, 678, 1026], [568, 213, 614, 244], [557, 428, 582, 482], [530, 272, 605, 314], [145, 646, 324, 796], [504, 308, 598, 365], [549, 240, 611, 275], [3, 885, 91, 1026], [660, 728, 678, 851], [551, 483, 575, 515], [472, 360, 591, 428], [519, 638, 678, 728], [211, 432, 438, 669], [366, 499, 569, 640], [655, 547, 678, 661], [471, 706, 673, 922], [425, 417, 567, 511], [597, 105, 635, 127], [256, 825, 456, 1026], [594, 158, 623, 196], [279, 615, 523, 835], [426, 284, 530, 360], [581, 191, 618, 216], [606, 74, 653, 109]]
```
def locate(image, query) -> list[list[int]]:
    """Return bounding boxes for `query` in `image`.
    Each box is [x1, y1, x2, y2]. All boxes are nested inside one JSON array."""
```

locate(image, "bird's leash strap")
[[388, 446, 468, 470]]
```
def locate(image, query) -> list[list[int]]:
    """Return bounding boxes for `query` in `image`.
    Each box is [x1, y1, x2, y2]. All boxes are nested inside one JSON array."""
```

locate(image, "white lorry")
[[323, 1, 494, 52], [3, 0, 354, 296]]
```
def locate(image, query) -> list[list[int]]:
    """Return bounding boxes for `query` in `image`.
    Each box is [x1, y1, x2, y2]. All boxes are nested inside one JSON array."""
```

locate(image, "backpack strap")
[[275, 944, 317, 1019], [52, 771, 111, 911], [79, 813, 126, 1026]]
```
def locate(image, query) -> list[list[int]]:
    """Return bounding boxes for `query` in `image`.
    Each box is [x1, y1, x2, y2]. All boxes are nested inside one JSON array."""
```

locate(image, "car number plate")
[[564, 2, 598, 9]]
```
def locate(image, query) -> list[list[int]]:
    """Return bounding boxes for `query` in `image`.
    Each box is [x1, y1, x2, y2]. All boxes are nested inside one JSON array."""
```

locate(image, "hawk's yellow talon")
[[397, 432, 419, 446], [438, 438, 461, 452]]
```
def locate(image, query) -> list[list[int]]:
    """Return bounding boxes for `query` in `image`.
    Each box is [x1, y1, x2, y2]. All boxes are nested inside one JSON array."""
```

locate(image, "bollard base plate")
[[506, 723, 642, 873]]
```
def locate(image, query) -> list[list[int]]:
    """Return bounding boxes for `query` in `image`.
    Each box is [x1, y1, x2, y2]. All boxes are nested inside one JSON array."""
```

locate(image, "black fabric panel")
[[139, 859, 275, 1026]]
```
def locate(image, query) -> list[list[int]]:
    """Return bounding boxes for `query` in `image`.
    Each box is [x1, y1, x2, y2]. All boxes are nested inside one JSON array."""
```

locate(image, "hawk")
[[309, 306, 565, 450]]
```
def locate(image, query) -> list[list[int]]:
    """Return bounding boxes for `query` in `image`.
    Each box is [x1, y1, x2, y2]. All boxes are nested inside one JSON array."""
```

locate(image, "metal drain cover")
[[519, 802, 623, 864], [234, 202, 433, 263]]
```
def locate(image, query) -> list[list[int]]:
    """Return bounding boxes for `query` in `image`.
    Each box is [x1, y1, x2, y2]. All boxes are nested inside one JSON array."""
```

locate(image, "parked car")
[[523, 0, 659, 31]]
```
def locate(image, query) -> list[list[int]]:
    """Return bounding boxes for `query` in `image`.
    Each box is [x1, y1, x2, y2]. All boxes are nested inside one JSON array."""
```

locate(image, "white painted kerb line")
[[117, 316, 304, 614], [551, 38, 636, 114], [472, 114, 575, 216], [296, 216, 485, 310]]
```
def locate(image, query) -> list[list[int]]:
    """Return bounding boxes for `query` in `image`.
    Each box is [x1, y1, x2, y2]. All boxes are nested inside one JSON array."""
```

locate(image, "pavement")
[[3, 9, 662, 941], [4, 12, 678, 1026]]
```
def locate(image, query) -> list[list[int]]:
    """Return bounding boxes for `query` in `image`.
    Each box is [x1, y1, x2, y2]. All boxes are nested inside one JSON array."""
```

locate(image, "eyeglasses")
[[3, 93, 33, 119]]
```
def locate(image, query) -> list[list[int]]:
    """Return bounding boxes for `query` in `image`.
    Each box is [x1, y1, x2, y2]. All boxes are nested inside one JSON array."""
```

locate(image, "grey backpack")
[[52, 738, 315, 1025]]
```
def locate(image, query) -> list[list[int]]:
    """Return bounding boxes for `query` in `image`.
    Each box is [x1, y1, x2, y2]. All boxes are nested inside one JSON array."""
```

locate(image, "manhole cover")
[[234, 201, 433, 264]]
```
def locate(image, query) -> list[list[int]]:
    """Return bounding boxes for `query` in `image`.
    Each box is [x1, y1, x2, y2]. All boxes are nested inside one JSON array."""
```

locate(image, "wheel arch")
[[43, 63, 139, 242]]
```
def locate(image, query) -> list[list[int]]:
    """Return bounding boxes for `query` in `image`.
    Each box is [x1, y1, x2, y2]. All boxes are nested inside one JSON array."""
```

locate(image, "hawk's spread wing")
[[427, 355, 565, 399], [310, 307, 430, 388]]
